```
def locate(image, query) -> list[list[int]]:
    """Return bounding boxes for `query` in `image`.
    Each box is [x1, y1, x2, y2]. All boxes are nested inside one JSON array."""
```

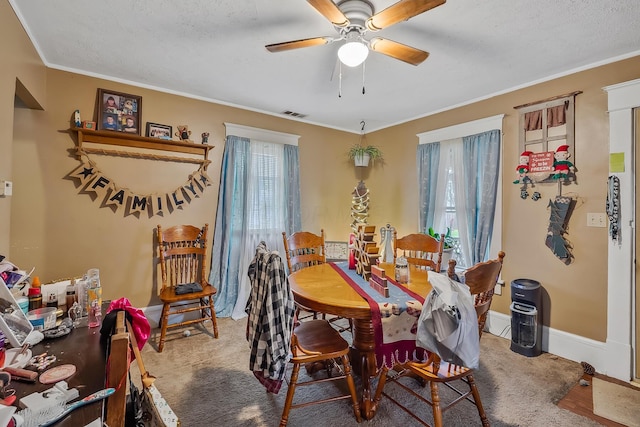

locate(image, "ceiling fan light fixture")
[[338, 41, 369, 67]]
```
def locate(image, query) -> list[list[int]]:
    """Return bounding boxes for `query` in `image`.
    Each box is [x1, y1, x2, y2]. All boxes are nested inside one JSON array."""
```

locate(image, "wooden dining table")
[[288, 262, 432, 420]]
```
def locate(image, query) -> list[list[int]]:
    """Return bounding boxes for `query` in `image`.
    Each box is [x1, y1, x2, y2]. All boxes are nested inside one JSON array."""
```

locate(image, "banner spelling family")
[[68, 160, 211, 217]]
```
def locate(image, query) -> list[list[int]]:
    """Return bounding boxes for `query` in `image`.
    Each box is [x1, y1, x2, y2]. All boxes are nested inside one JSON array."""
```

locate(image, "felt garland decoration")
[[350, 180, 370, 233], [606, 176, 620, 243], [67, 159, 211, 217]]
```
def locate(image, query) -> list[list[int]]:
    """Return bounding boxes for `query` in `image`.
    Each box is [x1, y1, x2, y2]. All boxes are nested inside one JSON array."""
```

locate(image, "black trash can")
[[510, 279, 542, 357]]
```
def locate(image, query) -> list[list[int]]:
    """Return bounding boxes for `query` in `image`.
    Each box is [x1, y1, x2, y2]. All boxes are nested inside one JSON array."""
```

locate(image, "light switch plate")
[[0, 180, 12, 196]]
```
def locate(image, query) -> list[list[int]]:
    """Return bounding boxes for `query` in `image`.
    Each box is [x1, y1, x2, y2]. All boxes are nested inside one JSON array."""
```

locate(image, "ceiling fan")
[[266, 0, 446, 67]]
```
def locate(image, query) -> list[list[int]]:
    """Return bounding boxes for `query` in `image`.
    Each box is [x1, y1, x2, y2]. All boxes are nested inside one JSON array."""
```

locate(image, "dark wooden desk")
[[11, 310, 129, 426], [12, 324, 107, 425]]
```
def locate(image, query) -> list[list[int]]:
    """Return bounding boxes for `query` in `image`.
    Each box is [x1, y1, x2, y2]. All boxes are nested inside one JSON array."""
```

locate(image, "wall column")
[[603, 78, 640, 381]]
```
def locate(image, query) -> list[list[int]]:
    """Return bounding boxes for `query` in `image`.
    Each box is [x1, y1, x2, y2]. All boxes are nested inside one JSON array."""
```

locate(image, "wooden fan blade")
[[370, 37, 429, 65], [366, 0, 446, 31], [307, 0, 350, 27], [266, 37, 332, 53]]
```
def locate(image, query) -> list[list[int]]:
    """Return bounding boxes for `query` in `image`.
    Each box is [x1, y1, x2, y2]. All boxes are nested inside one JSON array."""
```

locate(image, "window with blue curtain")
[[210, 125, 301, 319], [417, 116, 503, 268]]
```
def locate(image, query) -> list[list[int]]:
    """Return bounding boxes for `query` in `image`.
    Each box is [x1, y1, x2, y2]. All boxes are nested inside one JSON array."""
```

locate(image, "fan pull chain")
[[362, 62, 366, 95], [338, 61, 343, 98]]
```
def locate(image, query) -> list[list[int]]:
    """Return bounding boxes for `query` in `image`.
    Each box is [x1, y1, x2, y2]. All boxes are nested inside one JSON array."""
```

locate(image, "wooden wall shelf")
[[70, 127, 211, 160]]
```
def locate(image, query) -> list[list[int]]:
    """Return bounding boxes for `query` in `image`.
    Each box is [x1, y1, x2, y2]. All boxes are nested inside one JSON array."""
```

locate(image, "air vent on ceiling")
[[282, 110, 307, 118]]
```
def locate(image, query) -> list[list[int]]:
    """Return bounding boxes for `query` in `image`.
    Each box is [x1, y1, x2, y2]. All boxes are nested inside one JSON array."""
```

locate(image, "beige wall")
[[368, 56, 640, 342], [5, 2, 640, 343], [1, 0, 47, 255], [10, 69, 357, 309]]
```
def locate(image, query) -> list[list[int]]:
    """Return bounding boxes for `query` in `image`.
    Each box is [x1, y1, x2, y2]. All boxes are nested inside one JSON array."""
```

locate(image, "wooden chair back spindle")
[[393, 231, 445, 272]]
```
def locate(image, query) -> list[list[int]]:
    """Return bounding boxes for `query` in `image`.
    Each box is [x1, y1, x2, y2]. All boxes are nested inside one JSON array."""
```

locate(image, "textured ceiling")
[[10, 0, 640, 133]]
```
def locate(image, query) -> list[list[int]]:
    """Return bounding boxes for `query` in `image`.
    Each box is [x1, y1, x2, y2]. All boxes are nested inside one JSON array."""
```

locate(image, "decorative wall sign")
[[67, 157, 211, 217]]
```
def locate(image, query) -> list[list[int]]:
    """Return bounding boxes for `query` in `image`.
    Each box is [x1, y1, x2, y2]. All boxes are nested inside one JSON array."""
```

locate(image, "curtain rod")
[[514, 91, 582, 110]]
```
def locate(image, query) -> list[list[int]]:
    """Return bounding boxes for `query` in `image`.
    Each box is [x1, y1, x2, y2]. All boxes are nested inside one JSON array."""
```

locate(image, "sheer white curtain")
[[431, 138, 472, 268], [230, 140, 287, 319]]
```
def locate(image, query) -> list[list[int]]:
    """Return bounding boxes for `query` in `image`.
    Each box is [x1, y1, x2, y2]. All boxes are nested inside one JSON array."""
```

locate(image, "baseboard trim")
[[141, 304, 610, 376], [141, 303, 205, 329], [486, 311, 607, 375]]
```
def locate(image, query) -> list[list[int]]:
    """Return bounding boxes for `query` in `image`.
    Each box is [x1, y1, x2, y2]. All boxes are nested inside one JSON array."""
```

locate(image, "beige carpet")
[[130, 317, 603, 426], [593, 377, 640, 427]]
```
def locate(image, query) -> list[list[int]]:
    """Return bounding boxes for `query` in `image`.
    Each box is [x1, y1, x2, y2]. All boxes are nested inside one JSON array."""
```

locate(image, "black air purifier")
[[510, 279, 542, 357]]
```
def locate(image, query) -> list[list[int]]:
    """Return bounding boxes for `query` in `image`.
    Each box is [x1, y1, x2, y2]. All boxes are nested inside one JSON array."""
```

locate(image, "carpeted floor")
[[131, 317, 602, 426]]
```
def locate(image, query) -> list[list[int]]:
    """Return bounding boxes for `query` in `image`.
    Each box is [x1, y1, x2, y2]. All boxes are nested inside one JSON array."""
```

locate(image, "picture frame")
[[146, 122, 173, 140], [325, 241, 349, 261], [96, 88, 142, 135]]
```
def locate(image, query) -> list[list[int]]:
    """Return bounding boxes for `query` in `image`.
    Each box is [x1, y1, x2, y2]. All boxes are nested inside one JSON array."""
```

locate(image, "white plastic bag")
[[416, 272, 480, 369]]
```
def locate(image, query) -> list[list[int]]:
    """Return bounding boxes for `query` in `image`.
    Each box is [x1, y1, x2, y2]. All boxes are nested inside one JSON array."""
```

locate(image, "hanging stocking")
[[545, 195, 575, 264]]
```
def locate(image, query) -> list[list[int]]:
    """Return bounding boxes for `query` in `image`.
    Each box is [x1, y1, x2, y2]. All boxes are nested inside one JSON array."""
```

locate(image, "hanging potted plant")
[[348, 145, 384, 167]]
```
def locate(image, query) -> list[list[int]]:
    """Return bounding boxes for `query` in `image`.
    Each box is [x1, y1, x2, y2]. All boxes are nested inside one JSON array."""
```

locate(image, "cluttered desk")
[[0, 260, 128, 427], [5, 323, 113, 426]]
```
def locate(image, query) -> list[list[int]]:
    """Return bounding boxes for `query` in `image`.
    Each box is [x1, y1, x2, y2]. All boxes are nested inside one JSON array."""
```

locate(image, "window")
[[515, 92, 580, 181], [247, 147, 281, 231], [210, 123, 301, 319], [417, 115, 503, 268]]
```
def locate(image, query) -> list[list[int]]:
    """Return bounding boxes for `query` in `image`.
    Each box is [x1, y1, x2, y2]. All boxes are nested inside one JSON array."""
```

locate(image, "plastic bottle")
[[76, 276, 88, 318], [86, 269, 102, 328], [65, 283, 76, 316], [45, 293, 58, 308], [28, 287, 42, 311], [31, 276, 41, 288]]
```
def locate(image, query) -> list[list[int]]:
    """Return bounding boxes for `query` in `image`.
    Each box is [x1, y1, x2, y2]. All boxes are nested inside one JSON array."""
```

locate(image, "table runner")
[[330, 262, 427, 369]]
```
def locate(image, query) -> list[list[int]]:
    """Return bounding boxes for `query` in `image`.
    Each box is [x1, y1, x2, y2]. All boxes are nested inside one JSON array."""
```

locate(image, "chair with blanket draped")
[[393, 231, 445, 272], [373, 251, 505, 427], [246, 242, 296, 395], [246, 242, 361, 426], [156, 224, 219, 353]]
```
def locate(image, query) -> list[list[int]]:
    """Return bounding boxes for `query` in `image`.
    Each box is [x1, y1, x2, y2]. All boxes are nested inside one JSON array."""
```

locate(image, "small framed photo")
[[325, 241, 349, 261], [96, 88, 142, 135], [146, 122, 173, 140]]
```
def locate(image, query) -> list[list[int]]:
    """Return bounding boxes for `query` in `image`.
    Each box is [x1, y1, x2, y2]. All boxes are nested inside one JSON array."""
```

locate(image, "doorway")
[[635, 106, 640, 384]]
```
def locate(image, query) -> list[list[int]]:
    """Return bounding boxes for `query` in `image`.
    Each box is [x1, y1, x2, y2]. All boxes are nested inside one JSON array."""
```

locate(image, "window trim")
[[224, 123, 300, 146], [417, 114, 504, 145]]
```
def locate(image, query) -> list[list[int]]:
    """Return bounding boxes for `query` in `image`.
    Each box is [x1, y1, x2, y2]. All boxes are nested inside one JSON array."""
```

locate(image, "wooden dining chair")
[[282, 229, 352, 333], [448, 251, 505, 339], [393, 231, 445, 272], [156, 224, 219, 352], [280, 319, 362, 426], [373, 252, 506, 427], [282, 229, 327, 273]]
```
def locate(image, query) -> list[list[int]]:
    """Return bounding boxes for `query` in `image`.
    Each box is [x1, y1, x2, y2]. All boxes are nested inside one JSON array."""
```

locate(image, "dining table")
[[288, 262, 433, 420]]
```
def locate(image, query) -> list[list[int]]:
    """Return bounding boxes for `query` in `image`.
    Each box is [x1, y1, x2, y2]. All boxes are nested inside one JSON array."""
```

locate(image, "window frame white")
[[417, 114, 504, 261]]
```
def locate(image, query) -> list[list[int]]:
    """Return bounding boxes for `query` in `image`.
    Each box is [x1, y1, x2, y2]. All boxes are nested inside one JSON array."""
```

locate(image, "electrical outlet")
[[495, 279, 504, 296], [587, 213, 607, 228]]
